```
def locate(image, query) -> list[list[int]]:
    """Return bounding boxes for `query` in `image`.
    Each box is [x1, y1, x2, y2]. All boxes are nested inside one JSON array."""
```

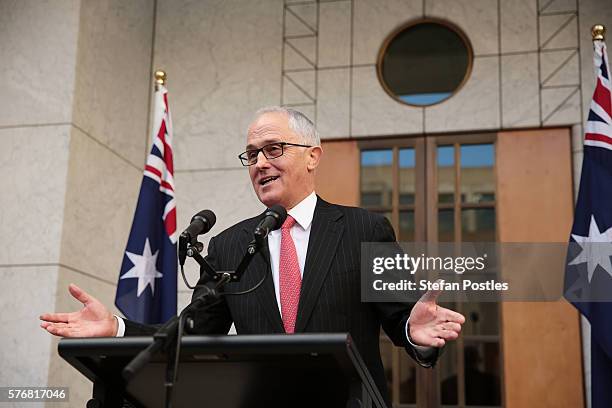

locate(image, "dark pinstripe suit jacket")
[[125, 197, 438, 400]]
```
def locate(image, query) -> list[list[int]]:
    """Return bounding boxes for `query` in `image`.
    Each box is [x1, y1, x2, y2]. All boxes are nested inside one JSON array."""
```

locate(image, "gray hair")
[[251, 106, 321, 146]]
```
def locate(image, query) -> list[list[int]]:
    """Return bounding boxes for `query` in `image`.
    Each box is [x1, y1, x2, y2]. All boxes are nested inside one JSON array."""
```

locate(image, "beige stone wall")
[[150, 0, 284, 307], [0, 0, 153, 406], [283, 0, 610, 138], [0, 0, 80, 403]]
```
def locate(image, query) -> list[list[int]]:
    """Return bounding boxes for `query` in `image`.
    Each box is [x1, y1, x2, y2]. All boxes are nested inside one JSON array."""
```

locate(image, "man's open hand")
[[409, 281, 465, 347], [39, 284, 117, 337]]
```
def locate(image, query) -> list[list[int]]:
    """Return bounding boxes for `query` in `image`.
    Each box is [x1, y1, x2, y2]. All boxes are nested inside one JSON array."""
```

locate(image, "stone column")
[[0, 1, 154, 406]]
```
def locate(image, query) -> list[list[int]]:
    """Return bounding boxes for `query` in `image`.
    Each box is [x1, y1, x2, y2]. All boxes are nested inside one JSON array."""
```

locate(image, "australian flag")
[[115, 83, 177, 324], [564, 38, 612, 407]]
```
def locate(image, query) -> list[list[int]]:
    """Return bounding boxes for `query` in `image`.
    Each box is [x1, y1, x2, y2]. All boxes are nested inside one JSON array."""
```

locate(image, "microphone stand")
[[122, 237, 265, 408]]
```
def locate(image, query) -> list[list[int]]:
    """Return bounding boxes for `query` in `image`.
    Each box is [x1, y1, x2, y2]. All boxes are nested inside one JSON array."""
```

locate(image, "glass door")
[[359, 133, 503, 408]]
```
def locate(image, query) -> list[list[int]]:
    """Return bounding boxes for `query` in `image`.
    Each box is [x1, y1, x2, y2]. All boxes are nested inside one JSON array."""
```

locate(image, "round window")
[[377, 19, 473, 106]]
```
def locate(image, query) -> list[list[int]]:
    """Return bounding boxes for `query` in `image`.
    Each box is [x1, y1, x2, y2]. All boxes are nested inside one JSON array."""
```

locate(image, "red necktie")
[[279, 215, 301, 333]]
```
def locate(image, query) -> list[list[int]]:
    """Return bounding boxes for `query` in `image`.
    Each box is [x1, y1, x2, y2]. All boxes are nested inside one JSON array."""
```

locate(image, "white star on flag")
[[569, 215, 612, 282], [120, 238, 163, 297]]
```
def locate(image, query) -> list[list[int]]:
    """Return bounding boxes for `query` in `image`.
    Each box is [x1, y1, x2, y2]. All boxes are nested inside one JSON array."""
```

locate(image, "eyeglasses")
[[238, 142, 312, 166]]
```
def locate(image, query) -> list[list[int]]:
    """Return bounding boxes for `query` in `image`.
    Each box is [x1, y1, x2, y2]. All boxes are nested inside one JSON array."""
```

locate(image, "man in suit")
[[40, 107, 465, 402]]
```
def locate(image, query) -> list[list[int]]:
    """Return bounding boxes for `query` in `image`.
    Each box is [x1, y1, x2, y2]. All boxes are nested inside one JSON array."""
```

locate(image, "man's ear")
[[307, 146, 323, 171]]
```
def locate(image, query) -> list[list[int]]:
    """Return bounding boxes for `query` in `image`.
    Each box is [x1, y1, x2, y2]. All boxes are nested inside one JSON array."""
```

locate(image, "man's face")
[[246, 112, 314, 209]]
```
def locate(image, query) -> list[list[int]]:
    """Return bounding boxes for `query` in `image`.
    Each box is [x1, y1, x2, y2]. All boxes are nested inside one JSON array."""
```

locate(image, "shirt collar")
[[287, 191, 317, 230]]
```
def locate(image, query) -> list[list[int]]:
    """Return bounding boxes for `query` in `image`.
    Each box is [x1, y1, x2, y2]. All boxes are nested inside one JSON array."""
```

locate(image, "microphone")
[[254, 205, 287, 244], [179, 210, 216, 266], [181, 210, 216, 242]]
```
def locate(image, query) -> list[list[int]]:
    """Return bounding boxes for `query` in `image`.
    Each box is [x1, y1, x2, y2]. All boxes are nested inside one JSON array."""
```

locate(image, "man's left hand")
[[409, 282, 465, 348]]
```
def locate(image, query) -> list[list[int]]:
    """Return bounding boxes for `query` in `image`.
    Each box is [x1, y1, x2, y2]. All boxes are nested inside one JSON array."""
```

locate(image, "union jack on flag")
[[115, 83, 177, 324], [585, 40, 612, 150], [564, 37, 612, 407]]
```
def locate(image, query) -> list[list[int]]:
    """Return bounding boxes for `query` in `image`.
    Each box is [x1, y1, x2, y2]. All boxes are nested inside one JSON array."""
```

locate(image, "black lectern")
[[59, 333, 387, 408]]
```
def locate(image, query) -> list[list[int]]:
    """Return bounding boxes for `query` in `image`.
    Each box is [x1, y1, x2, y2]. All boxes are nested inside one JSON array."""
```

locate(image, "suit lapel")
[[294, 198, 344, 333], [240, 223, 285, 333]]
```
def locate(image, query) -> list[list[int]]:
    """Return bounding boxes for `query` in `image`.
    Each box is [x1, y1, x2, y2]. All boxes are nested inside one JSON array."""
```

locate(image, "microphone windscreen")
[[192, 209, 216, 228], [269, 205, 287, 229]]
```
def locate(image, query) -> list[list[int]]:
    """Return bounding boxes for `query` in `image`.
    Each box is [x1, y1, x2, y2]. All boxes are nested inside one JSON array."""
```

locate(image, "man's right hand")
[[39, 283, 118, 337]]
